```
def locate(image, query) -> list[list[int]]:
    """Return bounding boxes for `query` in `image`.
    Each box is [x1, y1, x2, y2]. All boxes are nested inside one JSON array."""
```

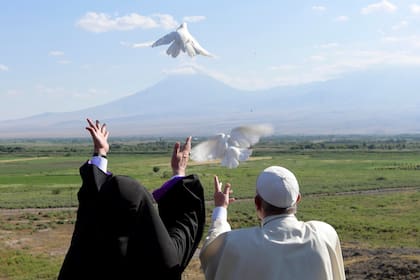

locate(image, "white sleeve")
[[88, 156, 108, 174], [309, 221, 346, 280], [201, 207, 231, 250], [211, 206, 228, 221], [199, 207, 232, 278]]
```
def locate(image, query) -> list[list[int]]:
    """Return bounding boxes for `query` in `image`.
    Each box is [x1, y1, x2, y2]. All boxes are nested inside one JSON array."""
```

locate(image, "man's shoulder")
[[306, 220, 335, 229], [213, 226, 262, 252], [305, 220, 339, 238], [111, 174, 139, 184], [109, 175, 146, 192], [225, 226, 260, 239], [103, 175, 146, 196]]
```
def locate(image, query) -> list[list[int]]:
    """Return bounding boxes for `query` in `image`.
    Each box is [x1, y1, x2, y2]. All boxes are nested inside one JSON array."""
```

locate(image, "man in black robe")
[[58, 119, 205, 279]]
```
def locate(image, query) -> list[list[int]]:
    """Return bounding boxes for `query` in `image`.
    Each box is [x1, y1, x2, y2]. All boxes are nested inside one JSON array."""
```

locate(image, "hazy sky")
[[1, 0, 420, 121]]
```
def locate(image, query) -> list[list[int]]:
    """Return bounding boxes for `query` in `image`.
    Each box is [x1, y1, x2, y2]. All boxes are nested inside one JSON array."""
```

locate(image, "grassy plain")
[[1, 148, 420, 208], [0, 137, 419, 279]]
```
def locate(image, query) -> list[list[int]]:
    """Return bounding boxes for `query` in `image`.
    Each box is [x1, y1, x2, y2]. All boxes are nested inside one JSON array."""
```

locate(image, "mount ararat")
[[1, 67, 419, 138]]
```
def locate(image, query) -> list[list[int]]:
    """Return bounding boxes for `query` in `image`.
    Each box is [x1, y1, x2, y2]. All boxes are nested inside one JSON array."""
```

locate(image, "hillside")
[[1, 67, 419, 137]]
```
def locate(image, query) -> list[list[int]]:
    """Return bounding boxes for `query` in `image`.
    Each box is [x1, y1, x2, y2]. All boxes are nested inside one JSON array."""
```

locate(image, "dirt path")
[[0, 157, 49, 163]]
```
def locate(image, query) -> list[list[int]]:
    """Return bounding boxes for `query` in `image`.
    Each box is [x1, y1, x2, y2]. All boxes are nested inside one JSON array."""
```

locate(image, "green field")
[[0, 137, 419, 279], [1, 148, 420, 208]]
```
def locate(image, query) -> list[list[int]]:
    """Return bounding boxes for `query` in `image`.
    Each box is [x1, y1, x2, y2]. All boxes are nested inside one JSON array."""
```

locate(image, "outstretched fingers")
[[214, 175, 222, 192], [224, 183, 235, 204], [86, 119, 109, 138], [213, 176, 235, 208], [176, 136, 191, 158], [183, 136, 192, 153], [85, 118, 96, 134], [85, 118, 110, 154], [171, 136, 192, 176]]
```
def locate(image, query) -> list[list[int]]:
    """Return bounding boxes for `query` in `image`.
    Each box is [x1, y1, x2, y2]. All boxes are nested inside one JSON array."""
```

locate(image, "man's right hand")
[[213, 176, 235, 208], [85, 118, 110, 156], [171, 136, 192, 176]]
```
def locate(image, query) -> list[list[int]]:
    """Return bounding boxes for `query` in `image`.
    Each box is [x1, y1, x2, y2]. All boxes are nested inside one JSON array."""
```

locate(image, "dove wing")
[[184, 40, 197, 57], [166, 40, 182, 57], [190, 135, 226, 162], [182, 32, 212, 57], [190, 38, 212, 57], [151, 31, 177, 47], [176, 24, 212, 57], [177, 27, 197, 57], [221, 147, 253, 168], [221, 147, 240, 168], [229, 124, 274, 148]]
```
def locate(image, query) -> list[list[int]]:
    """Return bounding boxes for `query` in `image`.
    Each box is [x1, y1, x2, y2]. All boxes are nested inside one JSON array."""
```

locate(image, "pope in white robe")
[[199, 166, 346, 280]]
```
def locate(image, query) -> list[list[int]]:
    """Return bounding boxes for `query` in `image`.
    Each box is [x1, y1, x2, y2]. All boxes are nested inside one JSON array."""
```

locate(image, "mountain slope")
[[1, 67, 419, 137]]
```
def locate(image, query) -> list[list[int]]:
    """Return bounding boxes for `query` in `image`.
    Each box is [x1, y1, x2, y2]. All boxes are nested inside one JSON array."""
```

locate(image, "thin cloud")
[[410, 4, 420, 14], [382, 36, 400, 43], [309, 55, 326, 62], [5, 89, 20, 96], [317, 43, 340, 49], [34, 84, 95, 99], [57, 60, 71, 64], [75, 12, 202, 33], [153, 14, 178, 29], [49, 50, 64, 56], [391, 20, 408, 30], [163, 66, 197, 75], [311, 49, 420, 78], [158, 43, 420, 91], [382, 35, 420, 48], [269, 65, 298, 71], [361, 0, 397, 15], [334, 16, 349, 22], [0, 64, 8, 72], [312, 6, 326, 12], [238, 47, 420, 89], [120, 41, 153, 48], [76, 12, 160, 32], [183, 16, 206, 23]]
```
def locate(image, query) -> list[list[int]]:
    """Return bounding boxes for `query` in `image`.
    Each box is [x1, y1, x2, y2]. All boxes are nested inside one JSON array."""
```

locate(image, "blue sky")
[[1, 0, 420, 121]]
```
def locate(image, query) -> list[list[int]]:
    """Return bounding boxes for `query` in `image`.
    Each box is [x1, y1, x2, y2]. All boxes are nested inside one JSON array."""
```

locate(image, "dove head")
[[215, 133, 227, 139], [178, 22, 187, 29]]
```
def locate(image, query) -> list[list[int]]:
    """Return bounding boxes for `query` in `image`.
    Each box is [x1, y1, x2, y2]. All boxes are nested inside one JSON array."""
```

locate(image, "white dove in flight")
[[190, 124, 274, 168], [151, 22, 213, 58]]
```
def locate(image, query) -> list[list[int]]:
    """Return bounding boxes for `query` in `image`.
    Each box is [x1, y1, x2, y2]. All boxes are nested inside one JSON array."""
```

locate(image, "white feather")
[[151, 22, 213, 58], [191, 124, 274, 168]]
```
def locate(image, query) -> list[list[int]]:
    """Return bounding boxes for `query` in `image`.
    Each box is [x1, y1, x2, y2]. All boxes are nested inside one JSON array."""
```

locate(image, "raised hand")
[[213, 175, 235, 208], [171, 136, 192, 176], [85, 118, 110, 156]]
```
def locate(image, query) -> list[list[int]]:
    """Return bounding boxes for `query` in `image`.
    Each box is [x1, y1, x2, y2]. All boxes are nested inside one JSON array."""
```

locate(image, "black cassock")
[[58, 162, 205, 280]]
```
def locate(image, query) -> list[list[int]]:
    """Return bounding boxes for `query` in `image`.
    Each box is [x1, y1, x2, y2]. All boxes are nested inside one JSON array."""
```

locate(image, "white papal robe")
[[199, 209, 345, 280]]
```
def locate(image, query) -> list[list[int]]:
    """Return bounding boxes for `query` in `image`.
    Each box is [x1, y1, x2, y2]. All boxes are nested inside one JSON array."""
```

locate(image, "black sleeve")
[[109, 175, 181, 279], [156, 174, 206, 271], [58, 162, 108, 280], [59, 165, 203, 280]]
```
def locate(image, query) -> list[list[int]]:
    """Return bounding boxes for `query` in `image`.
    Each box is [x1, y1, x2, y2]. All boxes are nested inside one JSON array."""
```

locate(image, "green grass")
[[0, 210, 75, 232], [1, 151, 420, 208], [215, 190, 420, 248], [0, 184, 80, 208], [0, 145, 420, 279], [0, 249, 61, 280], [298, 190, 420, 248]]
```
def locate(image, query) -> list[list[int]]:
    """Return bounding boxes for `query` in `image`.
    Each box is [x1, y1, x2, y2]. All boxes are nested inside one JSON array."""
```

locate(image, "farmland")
[[0, 135, 419, 279]]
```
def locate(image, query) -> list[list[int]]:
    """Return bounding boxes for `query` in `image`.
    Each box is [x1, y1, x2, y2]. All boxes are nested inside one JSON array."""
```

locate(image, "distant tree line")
[[2, 136, 420, 157]]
